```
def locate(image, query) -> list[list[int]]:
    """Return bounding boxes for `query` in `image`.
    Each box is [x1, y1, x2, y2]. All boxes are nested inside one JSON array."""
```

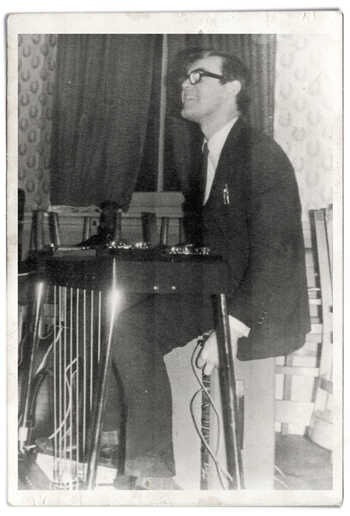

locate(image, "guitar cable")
[[189, 340, 233, 490]]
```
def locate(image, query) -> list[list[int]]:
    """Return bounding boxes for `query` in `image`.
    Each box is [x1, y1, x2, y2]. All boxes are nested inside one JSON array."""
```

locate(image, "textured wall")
[[18, 34, 57, 212], [274, 34, 335, 435], [274, 34, 333, 226]]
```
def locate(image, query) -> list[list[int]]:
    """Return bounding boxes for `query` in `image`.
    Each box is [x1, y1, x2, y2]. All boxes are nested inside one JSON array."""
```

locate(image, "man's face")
[[181, 55, 232, 125]]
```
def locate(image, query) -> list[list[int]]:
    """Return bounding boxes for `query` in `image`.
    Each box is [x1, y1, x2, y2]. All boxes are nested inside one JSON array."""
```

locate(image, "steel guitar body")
[[18, 248, 243, 490], [42, 249, 228, 295]]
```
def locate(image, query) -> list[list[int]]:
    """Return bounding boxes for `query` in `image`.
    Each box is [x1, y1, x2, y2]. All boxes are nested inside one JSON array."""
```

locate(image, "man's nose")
[[182, 78, 192, 89]]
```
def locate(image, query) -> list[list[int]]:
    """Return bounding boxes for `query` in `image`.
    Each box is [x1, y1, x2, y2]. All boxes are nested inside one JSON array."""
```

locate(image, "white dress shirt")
[[203, 117, 237, 204], [204, 117, 250, 339]]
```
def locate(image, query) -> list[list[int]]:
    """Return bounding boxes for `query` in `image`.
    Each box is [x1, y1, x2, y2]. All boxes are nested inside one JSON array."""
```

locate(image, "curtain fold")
[[50, 34, 156, 209]]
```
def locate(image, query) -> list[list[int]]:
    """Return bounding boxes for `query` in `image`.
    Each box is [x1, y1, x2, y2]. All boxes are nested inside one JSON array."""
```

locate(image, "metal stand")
[[18, 281, 46, 455], [215, 294, 245, 490], [85, 290, 121, 490]]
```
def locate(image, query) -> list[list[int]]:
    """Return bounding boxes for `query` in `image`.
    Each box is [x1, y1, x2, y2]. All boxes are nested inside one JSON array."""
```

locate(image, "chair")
[[28, 209, 100, 252], [308, 206, 333, 451], [275, 207, 333, 447], [141, 213, 184, 247]]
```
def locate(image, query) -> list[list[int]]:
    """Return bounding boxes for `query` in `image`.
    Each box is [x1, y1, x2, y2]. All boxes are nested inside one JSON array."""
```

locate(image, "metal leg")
[[85, 291, 121, 490], [200, 369, 211, 490], [214, 293, 245, 490], [18, 280, 46, 454], [160, 217, 170, 246]]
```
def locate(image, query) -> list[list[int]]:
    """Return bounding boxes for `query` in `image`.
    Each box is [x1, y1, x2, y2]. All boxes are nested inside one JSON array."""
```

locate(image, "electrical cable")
[[47, 358, 78, 443], [37, 324, 54, 342], [274, 465, 289, 489], [35, 325, 63, 375], [189, 340, 233, 490]]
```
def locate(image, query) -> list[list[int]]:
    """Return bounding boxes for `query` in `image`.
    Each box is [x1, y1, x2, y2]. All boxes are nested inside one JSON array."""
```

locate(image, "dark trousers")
[[103, 294, 214, 478]]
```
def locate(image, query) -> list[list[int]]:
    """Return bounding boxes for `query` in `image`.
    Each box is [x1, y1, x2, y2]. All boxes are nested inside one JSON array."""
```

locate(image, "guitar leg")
[[18, 280, 46, 454]]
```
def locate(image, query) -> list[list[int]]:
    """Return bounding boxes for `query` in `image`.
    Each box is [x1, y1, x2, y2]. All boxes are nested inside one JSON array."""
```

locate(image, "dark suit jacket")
[[182, 118, 310, 361]]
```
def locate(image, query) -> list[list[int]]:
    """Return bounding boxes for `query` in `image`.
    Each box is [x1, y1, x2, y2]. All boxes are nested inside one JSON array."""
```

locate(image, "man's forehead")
[[188, 55, 223, 74]]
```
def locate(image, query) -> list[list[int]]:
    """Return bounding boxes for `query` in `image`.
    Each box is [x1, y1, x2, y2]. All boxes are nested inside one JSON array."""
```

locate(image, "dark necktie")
[[201, 142, 209, 205]]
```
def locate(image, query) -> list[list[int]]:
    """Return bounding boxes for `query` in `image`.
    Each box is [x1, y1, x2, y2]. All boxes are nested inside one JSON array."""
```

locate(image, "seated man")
[[103, 50, 310, 490]]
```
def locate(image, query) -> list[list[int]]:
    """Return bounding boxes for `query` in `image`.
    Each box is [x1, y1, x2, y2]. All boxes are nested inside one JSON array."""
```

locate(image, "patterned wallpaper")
[[18, 34, 57, 212], [274, 34, 333, 225]]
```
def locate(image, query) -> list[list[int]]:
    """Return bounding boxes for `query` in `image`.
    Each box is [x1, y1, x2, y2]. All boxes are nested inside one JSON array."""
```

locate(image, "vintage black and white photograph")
[[6, 10, 343, 507]]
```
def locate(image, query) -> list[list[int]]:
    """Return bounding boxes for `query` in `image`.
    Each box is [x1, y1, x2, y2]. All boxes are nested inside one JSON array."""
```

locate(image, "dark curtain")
[[134, 35, 163, 192], [163, 34, 276, 193], [50, 34, 156, 209]]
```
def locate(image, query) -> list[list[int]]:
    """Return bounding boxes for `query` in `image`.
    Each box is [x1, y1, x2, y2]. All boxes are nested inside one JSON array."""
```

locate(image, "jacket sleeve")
[[226, 138, 306, 331]]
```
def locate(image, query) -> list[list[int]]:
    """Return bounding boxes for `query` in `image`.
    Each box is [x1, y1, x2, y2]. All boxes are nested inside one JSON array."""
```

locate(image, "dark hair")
[[184, 49, 251, 116]]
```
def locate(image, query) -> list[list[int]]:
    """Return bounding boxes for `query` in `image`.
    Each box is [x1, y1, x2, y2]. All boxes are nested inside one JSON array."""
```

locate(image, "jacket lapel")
[[206, 117, 247, 205]]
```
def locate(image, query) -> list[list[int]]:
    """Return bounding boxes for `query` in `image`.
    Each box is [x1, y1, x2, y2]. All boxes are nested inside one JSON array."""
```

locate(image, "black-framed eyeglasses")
[[183, 69, 224, 85]]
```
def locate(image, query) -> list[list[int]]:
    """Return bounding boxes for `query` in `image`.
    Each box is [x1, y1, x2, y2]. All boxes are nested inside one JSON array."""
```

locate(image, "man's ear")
[[228, 80, 242, 97]]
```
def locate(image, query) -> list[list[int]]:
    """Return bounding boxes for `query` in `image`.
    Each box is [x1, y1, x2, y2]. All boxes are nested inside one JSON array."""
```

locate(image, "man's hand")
[[196, 329, 240, 375]]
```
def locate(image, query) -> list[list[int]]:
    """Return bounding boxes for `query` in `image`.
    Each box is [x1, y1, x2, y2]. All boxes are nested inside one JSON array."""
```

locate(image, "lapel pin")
[[223, 183, 230, 205]]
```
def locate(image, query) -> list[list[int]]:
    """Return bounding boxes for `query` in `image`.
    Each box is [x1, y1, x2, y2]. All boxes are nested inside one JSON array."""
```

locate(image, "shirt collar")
[[203, 117, 238, 165]]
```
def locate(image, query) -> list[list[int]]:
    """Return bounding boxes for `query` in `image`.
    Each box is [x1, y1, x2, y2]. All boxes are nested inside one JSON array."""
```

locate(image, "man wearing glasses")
[[106, 50, 309, 490], [179, 49, 310, 488], [181, 50, 309, 370]]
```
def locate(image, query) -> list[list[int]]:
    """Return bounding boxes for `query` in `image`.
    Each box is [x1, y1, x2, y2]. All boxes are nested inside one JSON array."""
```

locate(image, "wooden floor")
[[274, 433, 333, 490], [18, 433, 333, 491]]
